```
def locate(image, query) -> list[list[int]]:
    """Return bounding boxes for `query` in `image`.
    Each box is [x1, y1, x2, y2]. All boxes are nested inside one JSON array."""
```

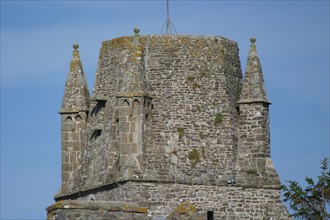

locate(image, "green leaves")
[[281, 158, 330, 219]]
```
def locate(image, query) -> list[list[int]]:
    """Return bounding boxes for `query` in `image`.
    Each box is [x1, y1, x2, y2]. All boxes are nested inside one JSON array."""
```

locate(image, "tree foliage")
[[281, 158, 330, 219]]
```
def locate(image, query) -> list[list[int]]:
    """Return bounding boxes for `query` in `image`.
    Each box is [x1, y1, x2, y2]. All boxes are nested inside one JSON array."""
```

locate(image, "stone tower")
[[47, 30, 290, 220]]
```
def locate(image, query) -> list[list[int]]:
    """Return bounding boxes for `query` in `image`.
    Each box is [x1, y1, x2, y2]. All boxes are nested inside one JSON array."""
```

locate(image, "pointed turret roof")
[[238, 38, 270, 104], [60, 44, 90, 113]]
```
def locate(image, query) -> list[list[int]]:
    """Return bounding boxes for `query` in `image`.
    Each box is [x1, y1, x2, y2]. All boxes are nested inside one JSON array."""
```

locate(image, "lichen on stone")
[[166, 201, 202, 220]]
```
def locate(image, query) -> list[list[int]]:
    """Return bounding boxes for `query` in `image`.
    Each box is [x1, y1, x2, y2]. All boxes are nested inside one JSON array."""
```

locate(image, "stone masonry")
[[47, 29, 290, 219]]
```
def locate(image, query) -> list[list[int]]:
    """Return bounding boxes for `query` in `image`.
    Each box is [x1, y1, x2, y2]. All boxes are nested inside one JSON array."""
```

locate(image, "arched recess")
[[133, 99, 140, 107], [90, 129, 102, 140], [123, 99, 130, 107], [75, 115, 82, 122], [65, 116, 73, 122], [91, 100, 106, 115]]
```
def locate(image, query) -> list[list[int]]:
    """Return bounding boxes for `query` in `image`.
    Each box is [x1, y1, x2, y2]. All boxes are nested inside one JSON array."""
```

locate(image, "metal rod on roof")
[[160, 0, 178, 35]]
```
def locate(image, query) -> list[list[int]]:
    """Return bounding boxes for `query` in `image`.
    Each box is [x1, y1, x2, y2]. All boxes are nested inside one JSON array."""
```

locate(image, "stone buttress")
[[115, 29, 153, 180], [48, 32, 290, 220]]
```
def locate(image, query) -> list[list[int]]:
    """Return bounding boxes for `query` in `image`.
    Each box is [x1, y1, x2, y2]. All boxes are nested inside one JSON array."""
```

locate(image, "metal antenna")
[[160, 0, 178, 34]]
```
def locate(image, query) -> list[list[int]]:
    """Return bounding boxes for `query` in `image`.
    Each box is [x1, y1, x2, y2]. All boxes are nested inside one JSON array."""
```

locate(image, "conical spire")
[[238, 38, 270, 104], [61, 44, 90, 112]]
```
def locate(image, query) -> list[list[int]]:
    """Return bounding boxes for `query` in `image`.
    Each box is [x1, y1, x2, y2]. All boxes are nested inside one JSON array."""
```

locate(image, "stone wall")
[[47, 200, 148, 220], [51, 181, 290, 220], [68, 35, 245, 193]]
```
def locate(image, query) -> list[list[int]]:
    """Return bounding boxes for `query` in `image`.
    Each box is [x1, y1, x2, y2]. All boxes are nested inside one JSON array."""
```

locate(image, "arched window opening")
[[75, 115, 82, 122], [123, 99, 130, 107], [90, 130, 102, 140], [133, 99, 140, 107], [91, 100, 106, 115]]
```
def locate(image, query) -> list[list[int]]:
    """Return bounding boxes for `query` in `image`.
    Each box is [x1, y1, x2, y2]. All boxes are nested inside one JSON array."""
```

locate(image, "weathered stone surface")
[[48, 34, 290, 219], [47, 200, 148, 220]]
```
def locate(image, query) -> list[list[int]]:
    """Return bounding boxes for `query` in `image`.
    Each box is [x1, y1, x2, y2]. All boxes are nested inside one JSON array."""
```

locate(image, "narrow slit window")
[[91, 100, 106, 115], [90, 129, 102, 140], [207, 211, 214, 220]]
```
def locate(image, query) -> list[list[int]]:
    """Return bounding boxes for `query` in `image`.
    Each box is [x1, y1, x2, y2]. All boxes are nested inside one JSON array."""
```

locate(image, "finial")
[[73, 43, 79, 49], [132, 27, 140, 47], [72, 43, 80, 60], [249, 38, 257, 52], [133, 27, 140, 34]]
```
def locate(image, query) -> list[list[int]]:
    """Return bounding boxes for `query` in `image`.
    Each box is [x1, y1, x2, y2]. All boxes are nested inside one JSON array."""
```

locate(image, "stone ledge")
[[54, 179, 175, 201], [59, 108, 88, 114], [101, 34, 237, 45], [54, 179, 282, 202], [91, 95, 108, 101], [116, 92, 151, 98], [47, 200, 148, 213], [237, 99, 271, 105]]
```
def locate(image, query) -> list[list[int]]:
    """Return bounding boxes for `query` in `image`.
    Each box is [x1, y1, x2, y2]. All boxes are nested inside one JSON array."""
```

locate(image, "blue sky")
[[1, 1, 329, 219]]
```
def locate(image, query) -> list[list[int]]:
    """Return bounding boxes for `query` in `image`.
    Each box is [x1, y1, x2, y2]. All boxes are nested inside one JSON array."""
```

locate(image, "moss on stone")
[[200, 71, 208, 78], [246, 168, 258, 175], [177, 127, 184, 139], [214, 112, 223, 125], [187, 75, 196, 81], [201, 147, 206, 159], [192, 82, 200, 89], [199, 131, 204, 139], [188, 148, 200, 168]]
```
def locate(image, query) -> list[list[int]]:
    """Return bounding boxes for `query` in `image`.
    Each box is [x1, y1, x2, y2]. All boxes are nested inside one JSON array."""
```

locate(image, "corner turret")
[[237, 38, 280, 187], [59, 44, 90, 193]]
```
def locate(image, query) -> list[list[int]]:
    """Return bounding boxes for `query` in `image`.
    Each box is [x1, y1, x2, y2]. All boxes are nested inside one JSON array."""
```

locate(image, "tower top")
[[238, 38, 270, 104], [60, 44, 90, 113]]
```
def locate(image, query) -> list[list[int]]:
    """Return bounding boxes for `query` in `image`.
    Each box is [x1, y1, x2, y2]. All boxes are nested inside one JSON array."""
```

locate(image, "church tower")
[[48, 34, 289, 220], [59, 44, 90, 193]]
